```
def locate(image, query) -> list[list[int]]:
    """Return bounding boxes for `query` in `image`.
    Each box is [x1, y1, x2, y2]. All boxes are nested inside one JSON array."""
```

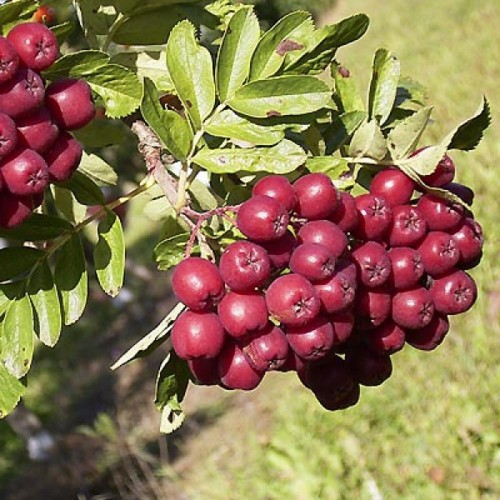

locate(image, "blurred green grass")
[[173, 0, 500, 498]]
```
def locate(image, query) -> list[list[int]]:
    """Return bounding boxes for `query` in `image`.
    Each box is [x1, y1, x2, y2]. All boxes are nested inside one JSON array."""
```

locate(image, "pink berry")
[[286, 314, 334, 361], [451, 218, 484, 266], [293, 173, 339, 220]]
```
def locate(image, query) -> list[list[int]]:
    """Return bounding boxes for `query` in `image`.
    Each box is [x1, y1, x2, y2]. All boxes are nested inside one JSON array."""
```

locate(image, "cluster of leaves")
[[0, 0, 490, 430]]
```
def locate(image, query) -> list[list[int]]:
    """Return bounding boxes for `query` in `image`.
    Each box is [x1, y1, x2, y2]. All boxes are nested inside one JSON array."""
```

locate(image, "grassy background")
[[169, 0, 500, 498]]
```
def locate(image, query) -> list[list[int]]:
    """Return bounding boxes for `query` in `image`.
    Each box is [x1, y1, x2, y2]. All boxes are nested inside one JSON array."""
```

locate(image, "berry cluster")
[[170, 156, 483, 411], [0, 22, 95, 229]]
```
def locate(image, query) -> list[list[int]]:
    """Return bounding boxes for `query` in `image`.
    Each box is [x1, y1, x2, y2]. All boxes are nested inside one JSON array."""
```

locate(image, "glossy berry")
[[44, 132, 82, 182], [351, 241, 391, 288], [451, 218, 484, 266], [370, 168, 415, 207], [417, 194, 464, 232], [219, 240, 270, 292], [0, 112, 17, 157], [241, 323, 289, 371], [330, 309, 355, 346], [0, 191, 39, 228], [293, 173, 339, 220], [430, 270, 477, 315], [217, 291, 268, 339], [259, 230, 296, 270], [46, 78, 95, 131], [289, 243, 336, 283], [354, 286, 391, 330], [387, 205, 427, 247], [171, 257, 225, 311], [0, 37, 19, 83], [387, 247, 424, 290], [367, 320, 406, 355], [188, 358, 220, 386], [237, 195, 289, 242], [345, 345, 392, 386], [329, 191, 358, 232], [405, 313, 450, 351], [0, 67, 45, 118], [1, 148, 49, 195], [16, 107, 59, 153], [218, 341, 263, 391], [266, 273, 320, 326], [418, 231, 460, 277], [353, 193, 392, 241], [421, 153, 455, 187], [171, 310, 225, 360], [286, 315, 334, 361], [252, 175, 296, 212], [392, 287, 435, 329], [297, 220, 347, 259], [7, 22, 58, 71]]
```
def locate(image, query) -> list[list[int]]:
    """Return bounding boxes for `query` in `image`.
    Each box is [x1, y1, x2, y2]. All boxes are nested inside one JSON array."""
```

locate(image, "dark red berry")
[[188, 358, 220, 386], [44, 132, 82, 182], [0, 67, 45, 118], [353, 193, 392, 241], [1, 148, 49, 195], [218, 341, 263, 390], [259, 230, 296, 270], [329, 191, 358, 232], [418, 231, 460, 277], [0, 37, 18, 83], [345, 345, 392, 386], [171, 310, 225, 360], [241, 323, 288, 371], [430, 270, 477, 315], [417, 194, 465, 232], [297, 220, 347, 259], [351, 241, 391, 288], [392, 287, 435, 329], [16, 107, 59, 153], [289, 243, 336, 283], [171, 257, 225, 311], [0, 112, 17, 157], [366, 320, 405, 355], [405, 313, 450, 351], [387, 205, 427, 247], [451, 218, 484, 266], [265, 273, 320, 326], [219, 240, 270, 292], [293, 173, 339, 220], [387, 247, 425, 290], [0, 191, 38, 228], [354, 286, 391, 330], [330, 309, 355, 346], [237, 195, 289, 242], [286, 314, 334, 361], [252, 175, 297, 212], [370, 168, 415, 207], [421, 153, 455, 187]]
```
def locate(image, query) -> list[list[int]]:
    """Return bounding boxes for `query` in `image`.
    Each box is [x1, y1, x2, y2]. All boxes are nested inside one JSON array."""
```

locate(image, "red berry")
[[219, 240, 270, 292], [188, 358, 220, 386], [171, 310, 225, 360], [421, 153, 455, 187], [297, 219, 347, 259], [370, 168, 415, 207], [46, 78, 96, 131], [366, 320, 406, 355], [329, 191, 358, 232], [16, 107, 59, 153], [252, 175, 297, 212], [286, 314, 334, 361], [351, 241, 391, 288], [353, 193, 392, 241], [171, 257, 225, 311], [218, 291, 268, 339], [0, 37, 19, 84], [44, 132, 82, 182], [387, 247, 425, 290], [289, 243, 336, 283], [7, 22, 58, 71], [237, 195, 289, 242], [405, 313, 450, 351], [0, 191, 38, 228], [417, 194, 465, 232], [0, 67, 45, 118], [0, 112, 17, 157], [354, 286, 391, 330], [32, 5, 56, 25], [330, 309, 355, 345], [1, 148, 49, 195], [430, 270, 477, 315], [259, 230, 296, 270], [387, 205, 427, 247], [451, 218, 484, 266], [345, 345, 392, 386], [293, 173, 339, 220], [392, 287, 435, 329], [218, 341, 263, 390], [418, 231, 460, 277], [265, 273, 320, 327]]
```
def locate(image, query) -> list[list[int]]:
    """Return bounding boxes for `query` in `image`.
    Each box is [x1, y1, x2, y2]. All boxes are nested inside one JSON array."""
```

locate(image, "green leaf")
[[395, 76, 428, 108], [0, 247, 43, 283], [54, 234, 88, 326], [28, 261, 62, 348], [140, 78, 193, 161], [74, 119, 126, 149], [332, 63, 365, 113], [2, 294, 34, 379], [0, 0, 37, 30], [250, 11, 312, 81], [0, 363, 25, 418], [78, 152, 118, 187], [349, 120, 387, 160], [52, 186, 87, 224], [111, 302, 185, 370], [160, 397, 185, 434], [51, 21, 75, 46], [57, 171, 105, 206], [228, 76, 332, 118], [387, 106, 433, 160], [42, 50, 110, 79], [0, 214, 72, 242], [154, 234, 190, 271], [283, 14, 370, 75], [166, 20, 215, 130], [206, 109, 285, 146], [117, 0, 200, 15], [94, 211, 125, 298], [74, 0, 118, 46], [324, 110, 367, 154], [193, 139, 306, 174], [306, 157, 350, 179], [448, 97, 491, 151], [368, 49, 400, 125], [0, 282, 22, 317], [216, 7, 260, 101], [397, 143, 449, 177], [155, 353, 190, 410], [85, 64, 143, 119], [188, 178, 219, 211]]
